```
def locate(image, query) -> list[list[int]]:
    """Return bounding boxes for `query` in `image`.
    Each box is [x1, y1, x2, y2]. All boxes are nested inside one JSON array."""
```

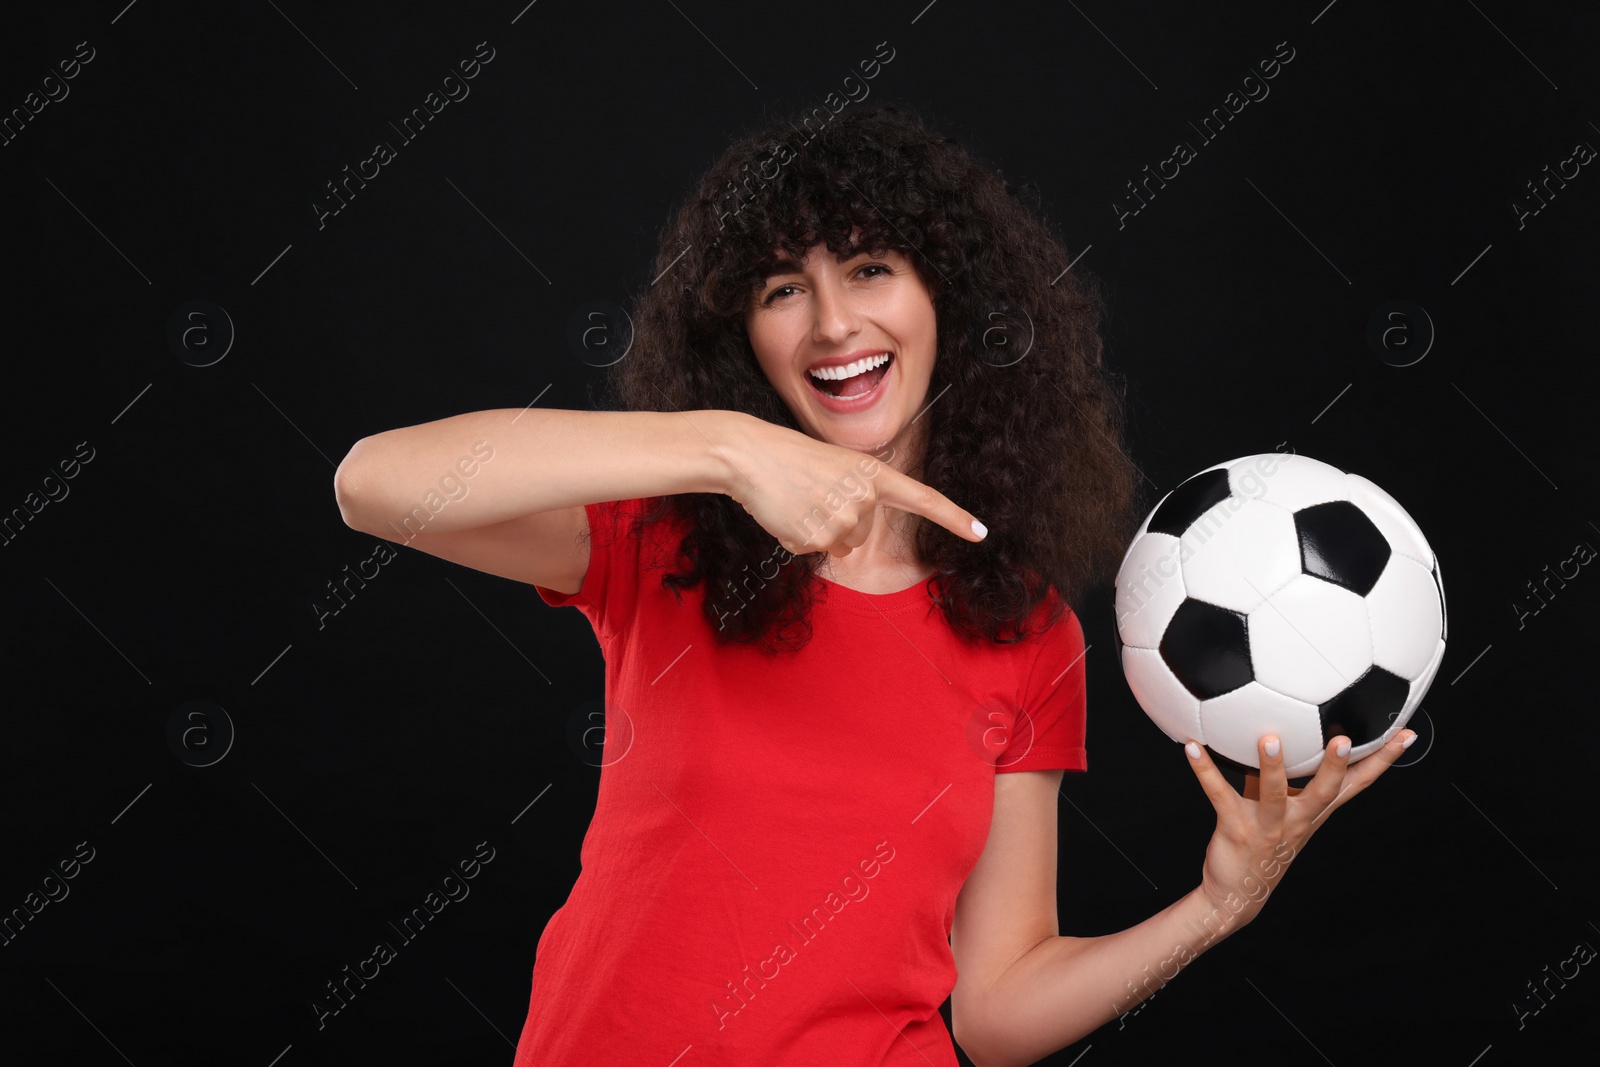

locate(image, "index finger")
[[872, 463, 988, 542], [1184, 740, 1242, 817]]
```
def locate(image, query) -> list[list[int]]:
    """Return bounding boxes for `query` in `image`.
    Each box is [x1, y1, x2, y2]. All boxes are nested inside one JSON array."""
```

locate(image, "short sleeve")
[[534, 498, 646, 644], [996, 605, 1089, 773]]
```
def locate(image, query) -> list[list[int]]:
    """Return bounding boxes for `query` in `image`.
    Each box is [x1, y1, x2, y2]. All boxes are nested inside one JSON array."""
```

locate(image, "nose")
[[810, 274, 860, 346]]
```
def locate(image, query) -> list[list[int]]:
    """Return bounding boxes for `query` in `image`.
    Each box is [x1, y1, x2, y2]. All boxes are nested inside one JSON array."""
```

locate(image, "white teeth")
[[808, 353, 891, 381]]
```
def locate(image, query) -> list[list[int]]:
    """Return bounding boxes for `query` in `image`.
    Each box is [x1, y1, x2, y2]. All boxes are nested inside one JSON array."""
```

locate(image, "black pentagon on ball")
[[1319, 665, 1410, 747], [1148, 469, 1232, 538], [1295, 500, 1391, 596], [1159, 598, 1253, 699]]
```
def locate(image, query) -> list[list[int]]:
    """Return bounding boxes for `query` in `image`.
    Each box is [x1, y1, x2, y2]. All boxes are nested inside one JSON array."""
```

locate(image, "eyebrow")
[[756, 245, 881, 282]]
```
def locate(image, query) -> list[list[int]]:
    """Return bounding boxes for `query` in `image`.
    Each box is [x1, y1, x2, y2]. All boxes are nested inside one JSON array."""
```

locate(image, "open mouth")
[[807, 352, 894, 399]]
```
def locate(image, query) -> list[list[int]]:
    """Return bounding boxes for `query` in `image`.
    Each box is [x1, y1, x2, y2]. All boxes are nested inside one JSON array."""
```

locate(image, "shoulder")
[[1011, 585, 1083, 658], [592, 496, 684, 548]]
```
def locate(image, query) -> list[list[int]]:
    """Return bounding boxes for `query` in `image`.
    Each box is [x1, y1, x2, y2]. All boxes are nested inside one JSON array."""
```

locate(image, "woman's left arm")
[[950, 729, 1416, 1067]]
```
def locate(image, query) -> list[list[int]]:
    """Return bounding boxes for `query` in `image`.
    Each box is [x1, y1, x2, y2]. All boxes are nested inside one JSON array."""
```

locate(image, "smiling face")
[[743, 236, 937, 469]]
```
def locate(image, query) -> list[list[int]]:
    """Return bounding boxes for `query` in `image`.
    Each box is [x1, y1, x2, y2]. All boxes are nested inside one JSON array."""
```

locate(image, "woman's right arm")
[[333, 408, 747, 592]]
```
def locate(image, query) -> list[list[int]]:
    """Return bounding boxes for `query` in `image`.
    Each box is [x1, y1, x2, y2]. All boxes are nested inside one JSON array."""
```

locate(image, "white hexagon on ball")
[[1176, 498, 1301, 615], [1248, 573, 1373, 705]]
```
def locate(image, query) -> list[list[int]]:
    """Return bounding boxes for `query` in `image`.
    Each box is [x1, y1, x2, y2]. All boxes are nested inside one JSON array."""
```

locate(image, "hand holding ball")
[[1112, 453, 1445, 777]]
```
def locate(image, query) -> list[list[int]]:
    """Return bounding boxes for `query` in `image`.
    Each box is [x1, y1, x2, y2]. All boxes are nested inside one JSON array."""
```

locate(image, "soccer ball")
[[1112, 452, 1446, 777]]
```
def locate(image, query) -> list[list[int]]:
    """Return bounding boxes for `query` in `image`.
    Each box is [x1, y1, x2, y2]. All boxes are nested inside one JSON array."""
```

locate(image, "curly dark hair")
[[600, 102, 1145, 655]]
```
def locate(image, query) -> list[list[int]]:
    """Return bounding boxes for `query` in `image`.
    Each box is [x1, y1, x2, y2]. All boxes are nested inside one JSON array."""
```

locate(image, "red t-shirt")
[[515, 497, 1087, 1066]]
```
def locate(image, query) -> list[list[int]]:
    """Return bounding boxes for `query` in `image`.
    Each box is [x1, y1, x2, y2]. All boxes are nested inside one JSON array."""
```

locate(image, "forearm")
[[334, 407, 747, 534], [963, 885, 1252, 1067]]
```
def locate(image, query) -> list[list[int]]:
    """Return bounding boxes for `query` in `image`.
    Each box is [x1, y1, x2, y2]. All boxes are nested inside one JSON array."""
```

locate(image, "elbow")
[[954, 1039, 1007, 1067], [955, 1009, 1044, 1067], [952, 1007, 1007, 1067], [333, 442, 374, 532], [957, 1040, 1025, 1067], [952, 1031, 989, 1067]]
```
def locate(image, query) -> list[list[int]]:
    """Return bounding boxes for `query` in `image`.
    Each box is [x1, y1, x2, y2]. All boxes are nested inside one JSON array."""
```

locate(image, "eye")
[[761, 283, 799, 305], [758, 261, 893, 306]]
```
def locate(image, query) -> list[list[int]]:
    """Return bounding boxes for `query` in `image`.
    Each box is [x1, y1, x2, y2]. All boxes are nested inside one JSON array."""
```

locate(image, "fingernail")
[[1185, 741, 1202, 760], [971, 519, 987, 540], [1264, 737, 1280, 758], [1401, 732, 1417, 749], [1335, 739, 1351, 758]]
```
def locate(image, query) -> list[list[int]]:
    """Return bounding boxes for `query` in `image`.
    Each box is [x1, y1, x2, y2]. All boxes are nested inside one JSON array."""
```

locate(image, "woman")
[[333, 104, 1414, 1066]]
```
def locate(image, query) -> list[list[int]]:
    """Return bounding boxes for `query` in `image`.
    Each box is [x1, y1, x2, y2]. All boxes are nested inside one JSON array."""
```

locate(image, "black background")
[[2, 1, 1597, 1064]]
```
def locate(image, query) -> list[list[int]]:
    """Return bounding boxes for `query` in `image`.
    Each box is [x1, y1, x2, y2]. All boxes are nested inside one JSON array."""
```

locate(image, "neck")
[[816, 506, 926, 579], [817, 421, 931, 578]]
